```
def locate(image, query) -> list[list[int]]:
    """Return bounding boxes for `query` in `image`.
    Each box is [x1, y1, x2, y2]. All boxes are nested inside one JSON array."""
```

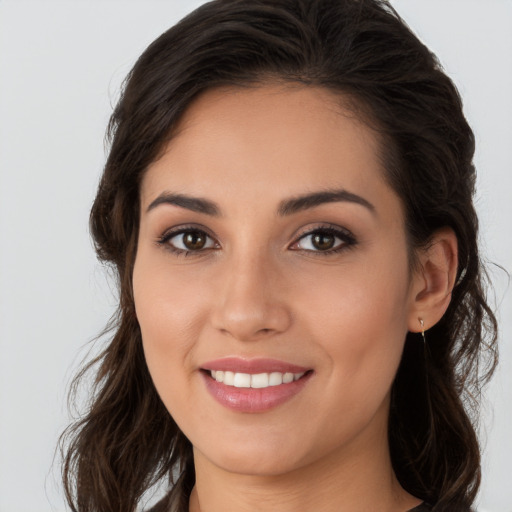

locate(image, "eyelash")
[[156, 225, 218, 257], [291, 225, 357, 255], [156, 224, 357, 257]]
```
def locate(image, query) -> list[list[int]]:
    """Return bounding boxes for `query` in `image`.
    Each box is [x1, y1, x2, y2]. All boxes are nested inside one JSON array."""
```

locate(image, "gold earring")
[[419, 318, 426, 343]]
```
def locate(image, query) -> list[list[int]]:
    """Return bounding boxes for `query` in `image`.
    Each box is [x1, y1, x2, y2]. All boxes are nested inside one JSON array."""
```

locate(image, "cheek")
[[134, 251, 210, 336], [293, 249, 411, 390], [295, 248, 410, 330], [132, 255, 211, 399]]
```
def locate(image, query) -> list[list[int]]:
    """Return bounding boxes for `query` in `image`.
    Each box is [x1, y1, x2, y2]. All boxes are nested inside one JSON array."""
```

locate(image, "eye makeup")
[[156, 224, 220, 257], [289, 224, 357, 256], [155, 221, 357, 258]]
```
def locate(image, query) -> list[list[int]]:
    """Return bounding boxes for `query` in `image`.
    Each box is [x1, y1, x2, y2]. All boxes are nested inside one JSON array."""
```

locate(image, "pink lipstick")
[[200, 358, 313, 413]]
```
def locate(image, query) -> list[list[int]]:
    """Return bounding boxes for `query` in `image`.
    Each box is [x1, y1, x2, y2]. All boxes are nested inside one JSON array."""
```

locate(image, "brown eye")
[[292, 227, 356, 254], [163, 229, 217, 253], [311, 233, 335, 251], [183, 231, 207, 250]]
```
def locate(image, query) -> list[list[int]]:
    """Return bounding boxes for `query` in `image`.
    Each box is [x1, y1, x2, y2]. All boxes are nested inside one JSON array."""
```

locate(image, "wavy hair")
[[60, 1, 498, 511]]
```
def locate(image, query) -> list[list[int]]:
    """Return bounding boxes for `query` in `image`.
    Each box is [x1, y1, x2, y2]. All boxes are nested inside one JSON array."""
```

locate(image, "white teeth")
[[233, 373, 251, 388], [269, 372, 283, 386], [251, 373, 269, 389], [283, 372, 294, 384], [210, 370, 306, 388], [223, 371, 235, 386]]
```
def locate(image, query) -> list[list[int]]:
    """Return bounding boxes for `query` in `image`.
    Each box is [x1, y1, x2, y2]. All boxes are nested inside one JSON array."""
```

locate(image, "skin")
[[133, 85, 457, 512]]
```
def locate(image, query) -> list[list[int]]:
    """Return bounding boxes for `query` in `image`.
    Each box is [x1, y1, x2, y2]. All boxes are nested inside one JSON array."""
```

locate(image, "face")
[[133, 85, 420, 477]]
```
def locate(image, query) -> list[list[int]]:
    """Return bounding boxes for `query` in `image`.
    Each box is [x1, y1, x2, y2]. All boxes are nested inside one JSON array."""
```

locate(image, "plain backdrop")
[[0, 1, 511, 511]]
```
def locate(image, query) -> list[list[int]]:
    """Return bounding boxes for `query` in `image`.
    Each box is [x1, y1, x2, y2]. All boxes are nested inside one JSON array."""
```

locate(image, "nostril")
[[211, 290, 292, 341]]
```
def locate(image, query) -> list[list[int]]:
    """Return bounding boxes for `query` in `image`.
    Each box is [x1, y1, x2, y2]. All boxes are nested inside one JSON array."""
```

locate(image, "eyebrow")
[[277, 189, 375, 216], [147, 192, 220, 216], [146, 188, 375, 217]]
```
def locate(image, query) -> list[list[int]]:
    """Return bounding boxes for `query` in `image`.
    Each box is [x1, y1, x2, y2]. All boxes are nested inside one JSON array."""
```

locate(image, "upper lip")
[[201, 357, 310, 374]]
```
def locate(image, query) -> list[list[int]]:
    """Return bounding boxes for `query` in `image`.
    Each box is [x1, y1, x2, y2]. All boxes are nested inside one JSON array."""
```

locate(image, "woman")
[[60, 1, 498, 511]]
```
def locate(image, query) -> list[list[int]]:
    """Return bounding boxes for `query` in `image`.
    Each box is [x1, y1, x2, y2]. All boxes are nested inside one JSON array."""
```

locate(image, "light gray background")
[[0, 1, 510, 511]]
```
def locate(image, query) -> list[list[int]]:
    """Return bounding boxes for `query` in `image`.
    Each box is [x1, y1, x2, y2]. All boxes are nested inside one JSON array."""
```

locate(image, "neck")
[[188, 418, 421, 512]]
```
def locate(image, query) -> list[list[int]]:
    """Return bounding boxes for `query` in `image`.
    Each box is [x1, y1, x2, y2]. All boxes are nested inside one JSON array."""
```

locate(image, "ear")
[[407, 227, 458, 333]]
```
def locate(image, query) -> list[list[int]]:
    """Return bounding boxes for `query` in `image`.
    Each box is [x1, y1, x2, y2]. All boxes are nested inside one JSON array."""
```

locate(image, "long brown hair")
[[60, 1, 498, 510]]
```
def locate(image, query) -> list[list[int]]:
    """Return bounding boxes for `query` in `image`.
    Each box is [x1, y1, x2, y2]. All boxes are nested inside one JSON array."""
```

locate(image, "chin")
[[214, 452, 302, 477], [194, 435, 310, 477]]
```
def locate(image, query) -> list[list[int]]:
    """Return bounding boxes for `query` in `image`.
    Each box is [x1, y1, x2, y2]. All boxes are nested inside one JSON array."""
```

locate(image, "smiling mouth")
[[200, 365, 313, 412], [207, 370, 308, 389]]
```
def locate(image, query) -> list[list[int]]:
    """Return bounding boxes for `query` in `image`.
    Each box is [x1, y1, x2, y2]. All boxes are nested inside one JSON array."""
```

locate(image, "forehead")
[[140, 84, 396, 217]]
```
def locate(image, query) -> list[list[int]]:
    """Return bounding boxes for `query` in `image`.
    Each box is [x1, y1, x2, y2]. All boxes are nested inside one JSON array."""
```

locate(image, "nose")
[[210, 252, 292, 341]]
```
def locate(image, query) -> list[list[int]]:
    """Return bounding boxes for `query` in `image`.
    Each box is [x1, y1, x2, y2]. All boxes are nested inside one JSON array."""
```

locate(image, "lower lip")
[[202, 372, 312, 413]]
